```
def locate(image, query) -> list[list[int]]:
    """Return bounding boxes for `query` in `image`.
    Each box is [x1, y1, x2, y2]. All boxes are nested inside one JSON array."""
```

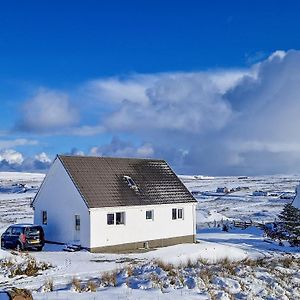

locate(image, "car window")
[[11, 227, 23, 235], [4, 227, 12, 235], [25, 227, 40, 234]]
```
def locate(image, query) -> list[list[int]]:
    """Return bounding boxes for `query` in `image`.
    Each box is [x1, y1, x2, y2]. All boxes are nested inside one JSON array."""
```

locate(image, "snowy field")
[[0, 172, 300, 299]]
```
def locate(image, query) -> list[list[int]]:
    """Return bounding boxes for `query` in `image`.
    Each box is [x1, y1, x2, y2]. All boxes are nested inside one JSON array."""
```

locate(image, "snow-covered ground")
[[0, 172, 299, 299]]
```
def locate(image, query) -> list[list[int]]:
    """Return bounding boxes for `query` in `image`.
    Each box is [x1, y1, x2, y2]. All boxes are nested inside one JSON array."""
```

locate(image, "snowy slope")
[[0, 172, 299, 299]]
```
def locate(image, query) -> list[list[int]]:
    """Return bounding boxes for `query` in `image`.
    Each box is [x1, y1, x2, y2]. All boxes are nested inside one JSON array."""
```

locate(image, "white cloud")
[[34, 152, 51, 163], [12, 49, 300, 175], [0, 149, 24, 165], [16, 89, 79, 133], [0, 138, 38, 149], [97, 73, 242, 134], [89, 137, 155, 159], [85, 50, 300, 175]]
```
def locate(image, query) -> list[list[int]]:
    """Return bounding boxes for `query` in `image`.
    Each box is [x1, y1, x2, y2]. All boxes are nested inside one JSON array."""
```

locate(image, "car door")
[[10, 227, 23, 247]]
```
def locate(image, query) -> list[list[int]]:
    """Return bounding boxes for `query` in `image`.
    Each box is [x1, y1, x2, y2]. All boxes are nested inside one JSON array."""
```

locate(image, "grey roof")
[[58, 155, 196, 208]]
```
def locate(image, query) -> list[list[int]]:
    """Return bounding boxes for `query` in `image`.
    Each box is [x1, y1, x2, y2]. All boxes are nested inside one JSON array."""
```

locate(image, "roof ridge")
[[57, 154, 165, 162]]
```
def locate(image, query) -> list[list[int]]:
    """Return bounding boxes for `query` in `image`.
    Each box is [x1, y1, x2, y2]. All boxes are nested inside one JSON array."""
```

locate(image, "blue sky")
[[1, 1, 300, 175]]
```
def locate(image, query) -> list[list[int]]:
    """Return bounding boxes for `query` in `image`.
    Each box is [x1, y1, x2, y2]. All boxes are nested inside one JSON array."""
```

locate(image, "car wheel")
[[36, 246, 43, 251]]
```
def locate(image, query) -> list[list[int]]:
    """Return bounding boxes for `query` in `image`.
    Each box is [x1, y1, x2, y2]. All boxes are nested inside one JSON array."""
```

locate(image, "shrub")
[[154, 260, 174, 272], [101, 271, 118, 287], [43, 279, 54, 292], [72, 277, 83, 292], [85, 279, 97, 292]]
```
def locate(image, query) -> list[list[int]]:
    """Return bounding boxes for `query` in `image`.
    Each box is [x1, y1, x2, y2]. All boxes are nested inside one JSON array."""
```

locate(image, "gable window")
[[42, 211, 47, 225], [75, 215, 80, 231], [146, 210, 154, 220], [107, 213, 114, 225], [116, 212, 125, 225], [172, 208, 184, 220]]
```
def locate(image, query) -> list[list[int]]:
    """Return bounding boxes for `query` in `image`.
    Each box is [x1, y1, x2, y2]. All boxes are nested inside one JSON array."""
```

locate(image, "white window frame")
[[107, 212, 126, 225], [178, 208, 184, 219], [107, 213, 115, 225], [116, 212, 126, 225], [146, 210, 154, 221], [172, 208, 184, 220]]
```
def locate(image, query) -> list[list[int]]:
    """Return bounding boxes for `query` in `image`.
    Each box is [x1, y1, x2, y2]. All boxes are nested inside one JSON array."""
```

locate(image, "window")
[[146, 210, 154, 220], [107, 212, 125, 225], [124, 176, 139, 191], [42, 211, 47, 225], [172, 208, 184, 220], [116, 212, 125, 225], [178, 208, 183, 219], [75, 215, 80, 231], [172, 208, 177, 220], [11, 227, 23, 235], [107, 213, 114, 225]]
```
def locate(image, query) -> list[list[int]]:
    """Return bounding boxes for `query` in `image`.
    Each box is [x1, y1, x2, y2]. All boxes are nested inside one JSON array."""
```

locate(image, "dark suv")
[[1, 224, 45, 251]]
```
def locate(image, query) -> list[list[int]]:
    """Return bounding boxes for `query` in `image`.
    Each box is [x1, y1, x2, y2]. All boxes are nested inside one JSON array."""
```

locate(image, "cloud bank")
[[7, 49, 300, 175]]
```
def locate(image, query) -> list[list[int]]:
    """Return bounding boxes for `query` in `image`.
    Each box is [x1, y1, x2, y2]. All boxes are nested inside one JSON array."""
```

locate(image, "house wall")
[[33, 158, 90, 248], [293, 185, 300, 209], [89, 202, 196, 251]]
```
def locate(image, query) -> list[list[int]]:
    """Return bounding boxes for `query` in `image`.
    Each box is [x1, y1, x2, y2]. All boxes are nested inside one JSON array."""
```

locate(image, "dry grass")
[[101, 270, 118, 287], [8, 288, 33, 300], [125, 265, 134, 276], [154, 260, 174, 272], [281, 256, 294, 268], [72, 277, 83, 292], [198, 267, 214, 285], [216, 258, 237, 275], [85, 279, 98, 292], [1, 254, 51, 278], [43, 279, 54, 292]]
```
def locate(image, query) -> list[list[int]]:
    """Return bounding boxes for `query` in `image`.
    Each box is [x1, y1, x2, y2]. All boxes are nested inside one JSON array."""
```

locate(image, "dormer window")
[[124, 175, 139, 191]]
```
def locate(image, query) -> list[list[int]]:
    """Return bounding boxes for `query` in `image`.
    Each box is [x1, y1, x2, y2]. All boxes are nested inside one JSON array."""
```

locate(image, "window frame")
[[42, 211, 47, 225], [172, 208, 184, 220], [146, 210, 154, 220], [107, 213, 115, 225], [172, 208, 177, 220], [116, 212, 125, 225], [178, 208, 184, 219], [75, 215, 80, 231], [107, 212, 126, 225]]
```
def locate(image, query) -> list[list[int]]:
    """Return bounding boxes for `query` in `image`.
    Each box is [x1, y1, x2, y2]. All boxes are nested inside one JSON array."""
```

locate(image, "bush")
[[0, 254, 51, 278]]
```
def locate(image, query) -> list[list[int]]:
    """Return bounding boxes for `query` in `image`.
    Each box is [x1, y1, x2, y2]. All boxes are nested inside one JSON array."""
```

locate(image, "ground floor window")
[[116, 212, 125, 225], [107, 213, 114, 225], [172, 208, 184, 220], [107, 212, 126, 225], [146, 210, 154, 220], [42, 211, 47, 225], [75, 215, 80, 230]]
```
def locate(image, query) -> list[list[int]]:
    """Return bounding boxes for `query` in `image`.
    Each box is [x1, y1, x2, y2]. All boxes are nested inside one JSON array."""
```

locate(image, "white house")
[[292, 185, 300, 209], [32, 155, 197, 252]]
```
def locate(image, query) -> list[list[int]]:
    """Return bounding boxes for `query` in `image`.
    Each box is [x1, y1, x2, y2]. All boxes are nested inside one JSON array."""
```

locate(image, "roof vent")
[[124, 176, 139, 191]]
